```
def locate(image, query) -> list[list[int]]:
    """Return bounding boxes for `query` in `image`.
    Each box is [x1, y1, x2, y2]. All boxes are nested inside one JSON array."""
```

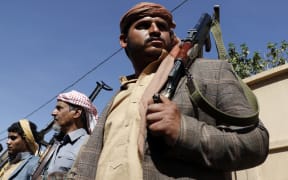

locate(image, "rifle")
[[31, 81, 112, 180], [153, 6, 259, 126], [36, 81, 113, 146], [153, 11, 214, 102], [0, 144, 7, 170], [0, 150, 8, 171], [89, 81, 113, 101]]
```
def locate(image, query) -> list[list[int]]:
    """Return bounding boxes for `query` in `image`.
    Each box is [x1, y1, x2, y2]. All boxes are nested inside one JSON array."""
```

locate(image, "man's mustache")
[[145, 37, 164, 44]]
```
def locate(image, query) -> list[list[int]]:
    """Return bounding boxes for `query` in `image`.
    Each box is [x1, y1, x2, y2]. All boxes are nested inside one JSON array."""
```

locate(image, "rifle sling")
[[32, 142, 59, 179], [189, 74, 259, 126], [210, 16, 228, 60], [187, 11, 259, 126]]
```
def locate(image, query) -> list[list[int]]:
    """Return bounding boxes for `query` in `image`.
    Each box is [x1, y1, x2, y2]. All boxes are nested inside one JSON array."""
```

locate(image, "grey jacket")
[[67, 59, 269, 180], [8, 152, 39, 180]]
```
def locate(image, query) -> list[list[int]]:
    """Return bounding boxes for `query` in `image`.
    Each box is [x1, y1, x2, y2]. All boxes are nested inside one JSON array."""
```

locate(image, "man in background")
[[42, 90, 98, 179], [0, 119, 40, 179]]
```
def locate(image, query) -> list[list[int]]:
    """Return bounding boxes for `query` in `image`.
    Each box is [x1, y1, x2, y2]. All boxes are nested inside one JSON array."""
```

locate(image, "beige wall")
[[233, 64, 288, 180]]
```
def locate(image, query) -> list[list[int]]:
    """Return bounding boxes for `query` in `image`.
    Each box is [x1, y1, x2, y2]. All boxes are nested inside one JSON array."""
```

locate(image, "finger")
[[146, 111, 162, 125], [148, 118, 180, 145], [158, 94, 171, 104], [147, 120, 166, 135]]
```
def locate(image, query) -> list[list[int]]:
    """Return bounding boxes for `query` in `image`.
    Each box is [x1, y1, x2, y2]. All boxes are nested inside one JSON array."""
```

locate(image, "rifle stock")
[[154, 12, 213, 102]]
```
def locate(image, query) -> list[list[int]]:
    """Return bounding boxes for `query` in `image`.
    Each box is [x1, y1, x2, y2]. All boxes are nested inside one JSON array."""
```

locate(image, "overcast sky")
[[0, 0, 287, 147]]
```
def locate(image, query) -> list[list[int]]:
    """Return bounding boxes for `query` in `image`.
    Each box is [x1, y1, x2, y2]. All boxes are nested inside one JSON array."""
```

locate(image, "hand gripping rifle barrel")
[[154, 13, 212, 102]]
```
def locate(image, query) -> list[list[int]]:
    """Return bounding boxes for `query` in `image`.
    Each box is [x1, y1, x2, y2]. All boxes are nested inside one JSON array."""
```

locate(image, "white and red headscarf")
[[57, 90, 98, 134]]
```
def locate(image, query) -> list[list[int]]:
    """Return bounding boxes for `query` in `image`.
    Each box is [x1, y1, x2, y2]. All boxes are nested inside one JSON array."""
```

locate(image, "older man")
[[40, 90, 98, 179]]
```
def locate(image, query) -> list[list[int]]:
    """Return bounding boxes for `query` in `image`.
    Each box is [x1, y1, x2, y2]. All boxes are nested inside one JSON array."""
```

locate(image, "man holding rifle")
[[38, 90, 98, 179], [68, 2, 269, 180]]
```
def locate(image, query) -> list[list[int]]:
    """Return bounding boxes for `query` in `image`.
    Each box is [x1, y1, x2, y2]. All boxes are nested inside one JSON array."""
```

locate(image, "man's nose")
[[51, 109, 57, 116], [149, 23, 160, 33], [7, 139, 11, 144]]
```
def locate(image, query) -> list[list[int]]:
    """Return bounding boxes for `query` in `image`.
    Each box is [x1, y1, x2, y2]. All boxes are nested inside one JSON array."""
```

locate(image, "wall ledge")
[[243, 63, 288, 86]]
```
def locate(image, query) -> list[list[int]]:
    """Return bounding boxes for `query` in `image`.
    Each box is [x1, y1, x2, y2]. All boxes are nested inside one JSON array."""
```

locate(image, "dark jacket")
[[67, 59, 269, 180]]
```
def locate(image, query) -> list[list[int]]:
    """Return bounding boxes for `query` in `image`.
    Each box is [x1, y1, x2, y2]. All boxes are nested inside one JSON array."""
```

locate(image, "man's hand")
[[146, 94, 181, 146], [47, 172, 67, 180]]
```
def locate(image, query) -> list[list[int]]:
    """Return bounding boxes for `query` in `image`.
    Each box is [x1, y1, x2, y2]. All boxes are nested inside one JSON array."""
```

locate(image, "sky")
[[0, 0, 287, 148]]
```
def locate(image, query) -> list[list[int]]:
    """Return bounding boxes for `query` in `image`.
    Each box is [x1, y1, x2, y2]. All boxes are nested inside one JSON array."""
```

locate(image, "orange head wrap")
[[120, 2, 176, 34]]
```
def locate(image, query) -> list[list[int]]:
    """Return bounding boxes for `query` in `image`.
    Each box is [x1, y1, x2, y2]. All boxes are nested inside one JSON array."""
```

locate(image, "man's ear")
[[73, 108, 82, 119], [120, 34, 127, 48]]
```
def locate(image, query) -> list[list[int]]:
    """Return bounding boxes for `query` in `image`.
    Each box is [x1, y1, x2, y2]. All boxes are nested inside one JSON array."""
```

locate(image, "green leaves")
[[227, 40, 288, 78]]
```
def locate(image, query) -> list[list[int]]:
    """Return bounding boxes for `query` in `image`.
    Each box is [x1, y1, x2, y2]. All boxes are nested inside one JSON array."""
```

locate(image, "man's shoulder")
[[68, 128, 88, 141], [30, 155, 40, 161], [193, 58, 231, 69], [21, 154, 39, 170], [190, 58, 233, 78], [26, 154, 39, 164]]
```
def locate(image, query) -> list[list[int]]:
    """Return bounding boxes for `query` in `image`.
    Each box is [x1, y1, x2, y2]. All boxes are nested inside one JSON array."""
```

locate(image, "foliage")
[[227, 40, 288, 79]]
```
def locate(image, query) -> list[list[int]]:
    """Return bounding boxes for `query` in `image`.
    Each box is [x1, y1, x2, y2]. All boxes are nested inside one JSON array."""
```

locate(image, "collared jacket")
[[46, 128, 89, 175], [67, 59, 269, 180], [7, 152, 39, 180]]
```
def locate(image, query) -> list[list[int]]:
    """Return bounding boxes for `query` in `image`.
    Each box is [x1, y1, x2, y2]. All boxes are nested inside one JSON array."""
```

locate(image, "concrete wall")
[[233, 64, 288, 180]]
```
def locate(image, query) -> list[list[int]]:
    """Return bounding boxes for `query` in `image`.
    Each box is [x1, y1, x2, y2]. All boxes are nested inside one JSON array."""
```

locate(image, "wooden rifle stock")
[[154, 13, 212, 102], [31, 81, 112, 180]]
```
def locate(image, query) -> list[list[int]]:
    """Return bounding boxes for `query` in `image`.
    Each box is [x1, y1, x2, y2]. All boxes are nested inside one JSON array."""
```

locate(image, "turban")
[[57, 90, 98, 134], [120, 2, 176, 34], [19, 119, 38, 154]]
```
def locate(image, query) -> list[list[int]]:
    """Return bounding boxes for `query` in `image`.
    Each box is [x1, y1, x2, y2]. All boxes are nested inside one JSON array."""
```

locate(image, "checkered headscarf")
[[57, 90, 98, 134]]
